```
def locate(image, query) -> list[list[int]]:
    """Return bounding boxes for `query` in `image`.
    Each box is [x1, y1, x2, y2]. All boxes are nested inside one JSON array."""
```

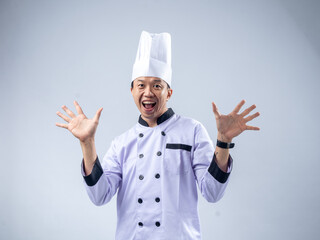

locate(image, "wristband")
[[216, 140, 235, 149]]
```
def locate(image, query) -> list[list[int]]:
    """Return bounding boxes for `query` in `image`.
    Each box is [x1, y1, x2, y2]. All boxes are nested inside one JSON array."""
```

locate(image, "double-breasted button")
[[161, 131, 166, 136], [138, 198, 143, 204], [155, 173, 160, 179], [139, 154, 144, 158], [139, 175, 144, 180], [138, 222, 143, 227], [155, 221, 161, 227], [157, 151, 162, 156], [139, 133, 144, 138], [155, 197, 160, 203]]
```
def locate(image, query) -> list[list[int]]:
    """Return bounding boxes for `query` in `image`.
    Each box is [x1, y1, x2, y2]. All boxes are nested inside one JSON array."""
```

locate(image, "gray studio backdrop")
[[1, 0, 319, 239]]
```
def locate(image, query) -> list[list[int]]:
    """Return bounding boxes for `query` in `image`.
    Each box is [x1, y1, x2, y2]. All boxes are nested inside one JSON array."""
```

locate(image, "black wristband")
[[216, 140, 235, 149]]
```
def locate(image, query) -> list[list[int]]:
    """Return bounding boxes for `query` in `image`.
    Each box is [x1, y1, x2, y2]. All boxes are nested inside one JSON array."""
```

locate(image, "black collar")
[[138, 108, 175, 127]]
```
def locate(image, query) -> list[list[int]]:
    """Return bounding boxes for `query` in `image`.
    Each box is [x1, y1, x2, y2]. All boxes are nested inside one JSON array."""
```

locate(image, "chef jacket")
[[81, 108, 233, 240]]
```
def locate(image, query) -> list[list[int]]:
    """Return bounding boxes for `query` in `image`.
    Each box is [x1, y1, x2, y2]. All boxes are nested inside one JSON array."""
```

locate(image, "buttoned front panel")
[[134, 126, 165, 237]]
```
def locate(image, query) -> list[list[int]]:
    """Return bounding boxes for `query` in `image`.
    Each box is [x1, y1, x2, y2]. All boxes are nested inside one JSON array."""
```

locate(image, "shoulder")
[[174, 114, 203, 129], [112, 124, 137, 147], [176, 115, 213, 145], [166, 114, 207, 137]]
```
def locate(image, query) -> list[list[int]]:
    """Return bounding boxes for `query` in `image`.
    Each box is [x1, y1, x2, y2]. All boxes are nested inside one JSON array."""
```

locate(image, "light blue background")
[[1, 0, 319, 239]]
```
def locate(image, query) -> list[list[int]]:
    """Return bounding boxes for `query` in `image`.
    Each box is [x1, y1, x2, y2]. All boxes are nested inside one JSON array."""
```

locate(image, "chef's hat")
[[132, 31, 172, 86]]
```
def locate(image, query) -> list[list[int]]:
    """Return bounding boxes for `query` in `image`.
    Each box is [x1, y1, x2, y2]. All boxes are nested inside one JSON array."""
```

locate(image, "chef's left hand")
[[212, 100, 260, 143]]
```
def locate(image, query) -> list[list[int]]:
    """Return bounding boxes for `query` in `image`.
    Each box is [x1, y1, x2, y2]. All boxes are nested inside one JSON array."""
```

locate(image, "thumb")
[[93, 107, 103, 122]]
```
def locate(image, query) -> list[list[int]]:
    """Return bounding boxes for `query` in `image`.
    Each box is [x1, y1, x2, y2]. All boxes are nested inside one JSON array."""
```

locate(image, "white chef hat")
[[132, 30, 172, 87]]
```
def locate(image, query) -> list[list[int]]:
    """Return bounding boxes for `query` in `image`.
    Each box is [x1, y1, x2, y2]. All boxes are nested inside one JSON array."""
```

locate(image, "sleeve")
[[81, 140, 122, 206], [192, 123, 233, 203]]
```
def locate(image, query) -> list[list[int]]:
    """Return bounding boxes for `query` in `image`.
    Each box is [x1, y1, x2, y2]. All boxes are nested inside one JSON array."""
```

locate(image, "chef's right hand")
[[56, 101, 103, 143]]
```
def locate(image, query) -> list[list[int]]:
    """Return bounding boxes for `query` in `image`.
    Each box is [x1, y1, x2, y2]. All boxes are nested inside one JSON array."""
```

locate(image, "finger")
[[240, 104, 256, 117], [232, 99, 246, 114], [211, 102, 221, 119], [56, 111, 71, 123], [74, 100, 85, 116], [61, 105, 76, 118], [246, 125, 260, 131], [55, 122, 68, 129], [93, 107, 103, 122], [244, 112, 260, 122]]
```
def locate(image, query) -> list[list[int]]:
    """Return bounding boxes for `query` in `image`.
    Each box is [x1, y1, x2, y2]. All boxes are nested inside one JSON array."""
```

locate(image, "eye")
[[154, 84, 162, 89], [138, 83, 144, 88]]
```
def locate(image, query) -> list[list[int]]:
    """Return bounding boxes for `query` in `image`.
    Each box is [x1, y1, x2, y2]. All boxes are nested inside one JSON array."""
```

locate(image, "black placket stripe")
[[166, 143, 192, 152]]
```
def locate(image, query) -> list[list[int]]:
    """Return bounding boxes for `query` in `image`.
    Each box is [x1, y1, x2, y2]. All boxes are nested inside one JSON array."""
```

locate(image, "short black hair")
[[131, 81, 170, 89]]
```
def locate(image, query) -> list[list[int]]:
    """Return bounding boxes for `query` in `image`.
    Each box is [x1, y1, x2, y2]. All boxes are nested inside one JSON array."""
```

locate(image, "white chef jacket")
[[82, 108, 232, 240]]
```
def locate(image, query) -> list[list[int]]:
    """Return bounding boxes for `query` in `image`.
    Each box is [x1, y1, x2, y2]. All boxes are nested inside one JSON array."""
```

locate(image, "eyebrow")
[[137, 79, 162, 83]]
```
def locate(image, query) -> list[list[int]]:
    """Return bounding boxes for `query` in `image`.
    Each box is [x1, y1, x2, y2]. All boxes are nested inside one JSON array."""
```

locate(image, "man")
[[56, 31, 260, 239]]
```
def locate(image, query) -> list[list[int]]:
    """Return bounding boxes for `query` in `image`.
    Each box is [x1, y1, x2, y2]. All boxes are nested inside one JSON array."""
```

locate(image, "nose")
[[144, 86, 154, 97]]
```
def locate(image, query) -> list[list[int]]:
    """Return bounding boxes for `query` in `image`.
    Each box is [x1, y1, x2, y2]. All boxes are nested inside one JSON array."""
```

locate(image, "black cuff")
[[83, 157, 103, 187], [208, 154, 232, 183]]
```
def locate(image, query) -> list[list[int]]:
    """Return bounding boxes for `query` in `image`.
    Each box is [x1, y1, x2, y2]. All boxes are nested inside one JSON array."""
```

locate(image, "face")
[[131, 76, 173, 125]]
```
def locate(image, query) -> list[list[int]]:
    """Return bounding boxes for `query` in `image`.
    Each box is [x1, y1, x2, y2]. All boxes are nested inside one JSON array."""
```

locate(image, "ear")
[[167, 88, 173, 101]]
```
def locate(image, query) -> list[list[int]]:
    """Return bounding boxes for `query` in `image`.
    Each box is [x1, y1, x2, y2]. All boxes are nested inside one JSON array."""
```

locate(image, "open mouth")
[[142, 101, 156, 111]]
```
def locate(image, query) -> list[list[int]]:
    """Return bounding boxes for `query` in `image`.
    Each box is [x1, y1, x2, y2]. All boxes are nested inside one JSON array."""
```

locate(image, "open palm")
[[56, 101, 103, 142], [212, 100, 260, 142]]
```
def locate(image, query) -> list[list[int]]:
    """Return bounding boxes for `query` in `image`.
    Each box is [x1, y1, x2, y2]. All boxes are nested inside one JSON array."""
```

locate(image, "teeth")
[[143, 102, 155, 104]]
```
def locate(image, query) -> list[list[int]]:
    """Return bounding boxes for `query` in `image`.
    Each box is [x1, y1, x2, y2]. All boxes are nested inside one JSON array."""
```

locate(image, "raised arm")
[[56, 101, 103, 175]]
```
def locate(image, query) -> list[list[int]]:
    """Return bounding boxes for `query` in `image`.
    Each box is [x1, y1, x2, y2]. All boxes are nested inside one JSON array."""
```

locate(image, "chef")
[[56, 31, 260, 240]]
